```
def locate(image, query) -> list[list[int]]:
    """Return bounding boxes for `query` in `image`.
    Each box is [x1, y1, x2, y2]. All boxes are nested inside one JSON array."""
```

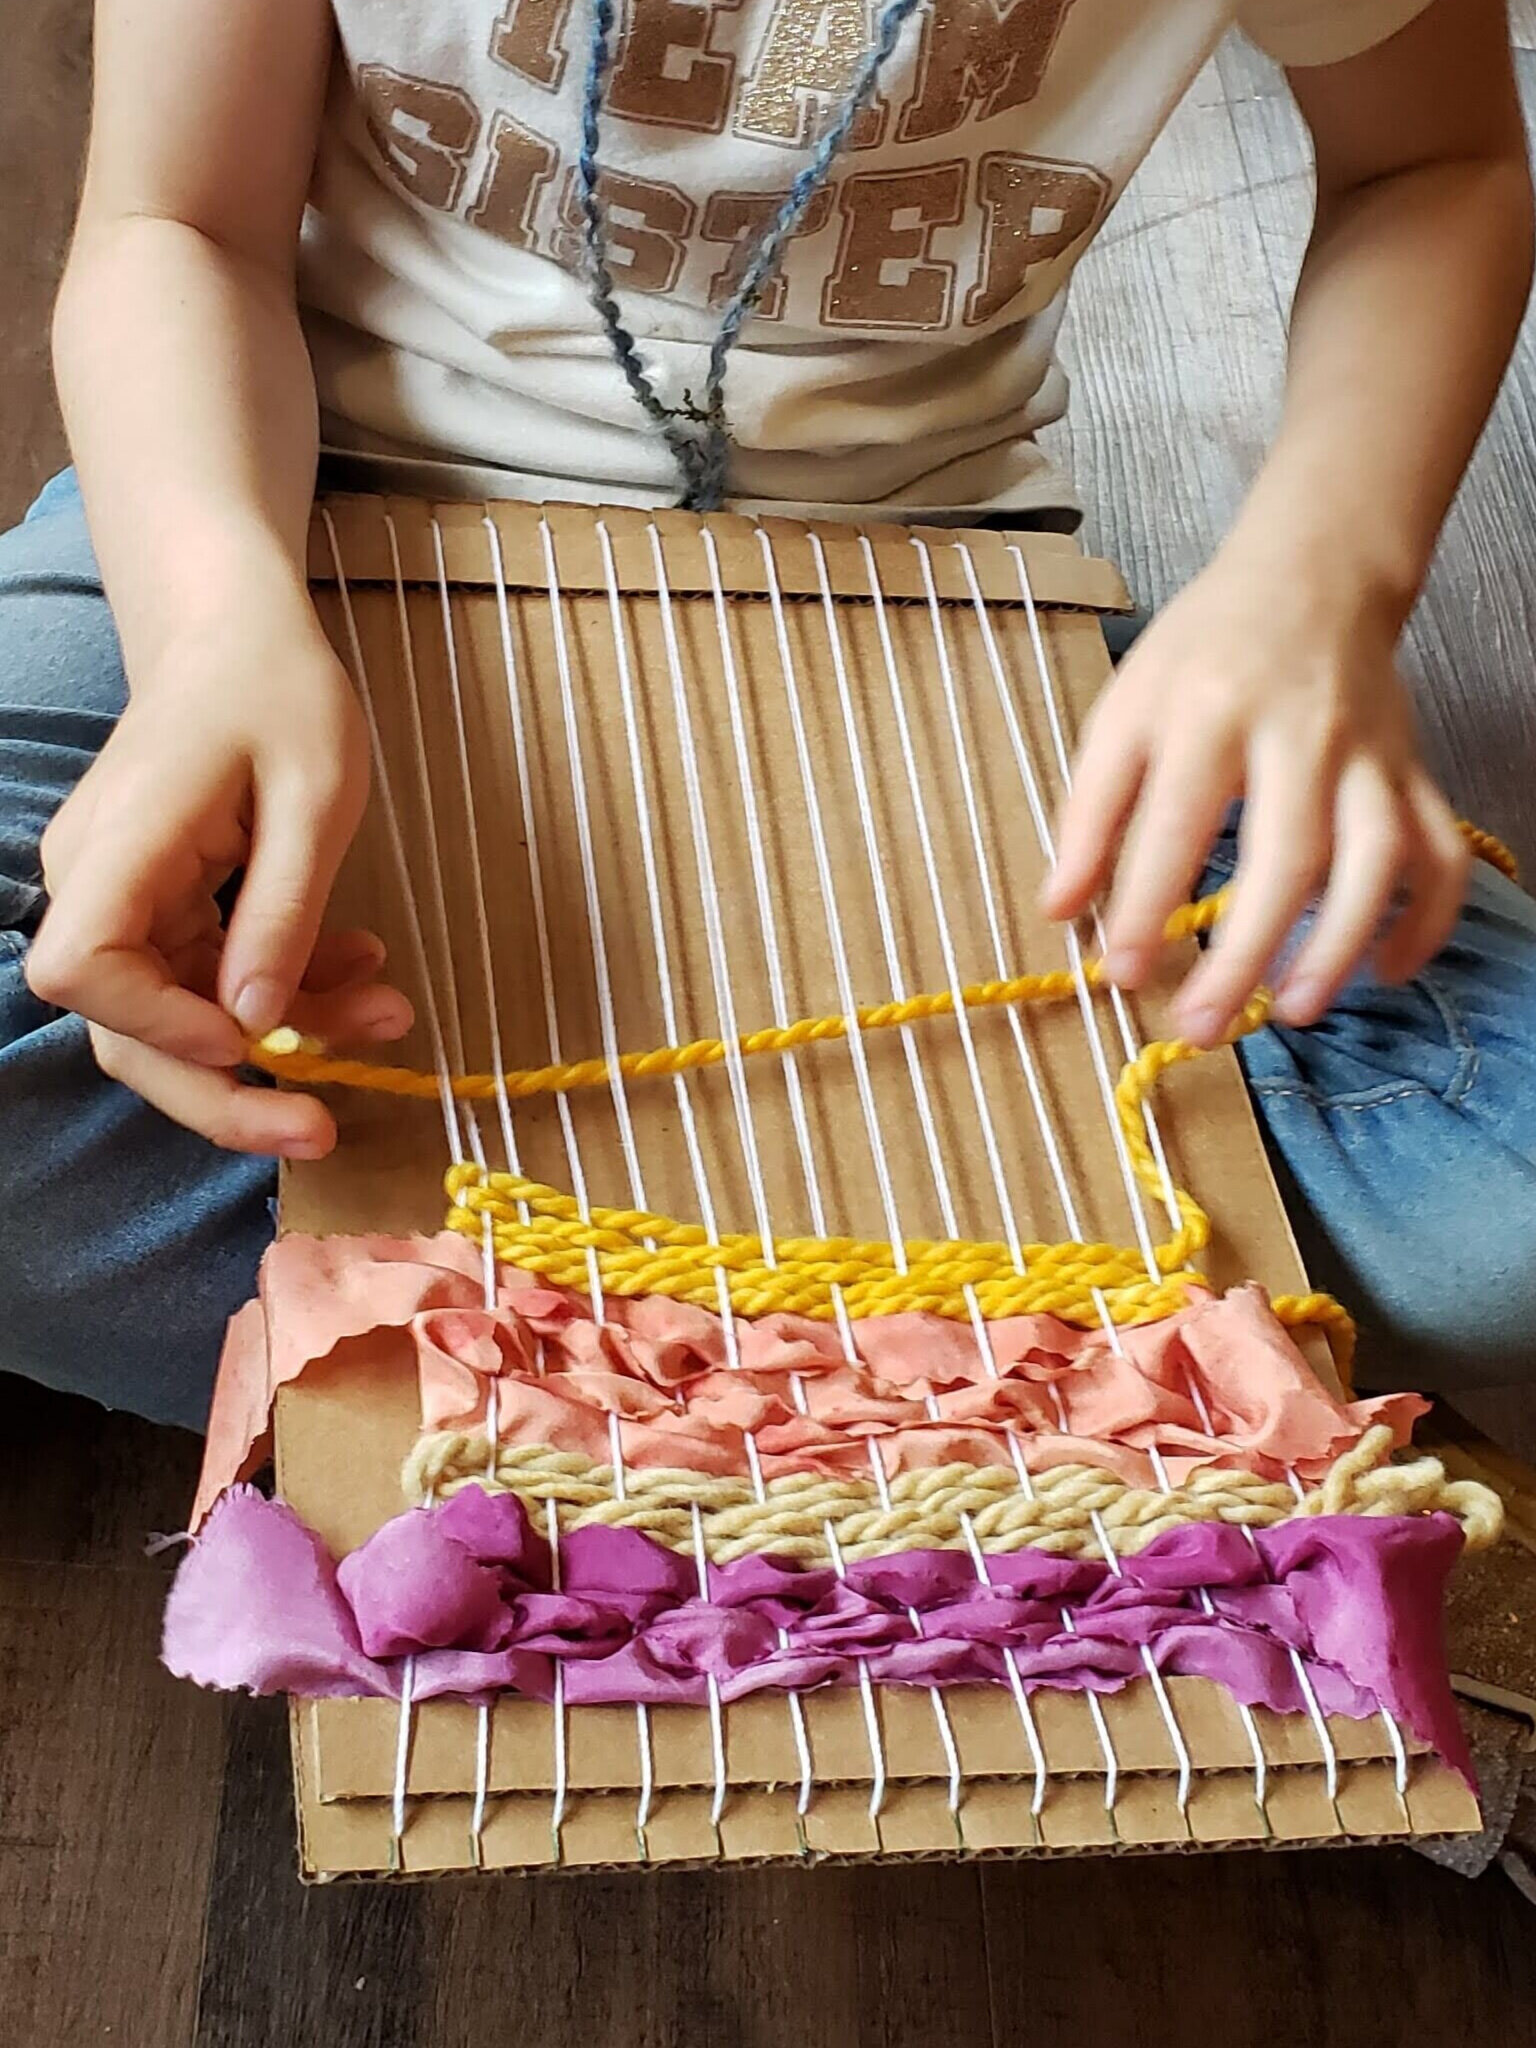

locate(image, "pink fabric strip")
[[161, 1485, 1472, 1785], [192, 1232, 1423, 1526]]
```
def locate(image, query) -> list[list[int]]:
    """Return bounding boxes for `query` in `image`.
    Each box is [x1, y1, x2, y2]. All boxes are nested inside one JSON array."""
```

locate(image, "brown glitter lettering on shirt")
[[964, 153, 1108, 324], [356, 65, 483, 211], [467, 111, 561, 248], [700, 185, 836, 312], [735, 0, 887, 149], [899, 0, 1076, 142], [490, 0, 576, 92], [607, 0, 745, 133], [552, 167, 701, 294], [823, 161, 967, 327]]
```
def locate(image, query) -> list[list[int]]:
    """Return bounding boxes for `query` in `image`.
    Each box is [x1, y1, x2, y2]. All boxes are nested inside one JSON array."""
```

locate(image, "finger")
[[300, 928, 389, 996], [37, 781, 98, 890], [286, 979, 414, 1045], [219, 768, 361, 1035], [1175, 762, 1330, 1045], [1273, 767, 1408, 1024], [27, 911, 245, 1065], [1098, 741, 1239, 988], [1374, 772, 1472, 985], [165, 934, 225, 1003], [28, 797, 248, 1062], [1039, 714, 1149, 919], [153, 892, 223, 961], [90, 1027, 338, 1157]]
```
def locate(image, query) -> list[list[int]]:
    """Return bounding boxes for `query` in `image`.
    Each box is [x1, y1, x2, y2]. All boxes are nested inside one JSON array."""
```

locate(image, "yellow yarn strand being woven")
[[401, 1425, 1504, 1563], [246, 823, 1514, 1107], [252, 826, 1518, 1366], [250, 892, 1228, 1104], [438, 986, 1357, 1363]]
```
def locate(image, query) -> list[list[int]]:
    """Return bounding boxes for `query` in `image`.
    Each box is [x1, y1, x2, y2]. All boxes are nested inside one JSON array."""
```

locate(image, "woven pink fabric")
[[162, 1484, 1472, 1783], [193, 1233, 1423, 1525]]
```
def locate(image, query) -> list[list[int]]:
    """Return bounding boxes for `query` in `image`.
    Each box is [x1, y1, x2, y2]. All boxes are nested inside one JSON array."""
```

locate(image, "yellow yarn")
[[1458, 822, 1521, 885], [249, 891, 1228, 1104], [439, 985, 1354, 1363], [444, 1164, 1211, 1327], [402, 1425, 1504, 1562], [254, 824, 1519, 1369], [247, 823, 1515, 1106]]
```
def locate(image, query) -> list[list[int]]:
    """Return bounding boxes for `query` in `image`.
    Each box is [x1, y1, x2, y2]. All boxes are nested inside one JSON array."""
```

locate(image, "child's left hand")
[[1037, 549, 1470, 1047]]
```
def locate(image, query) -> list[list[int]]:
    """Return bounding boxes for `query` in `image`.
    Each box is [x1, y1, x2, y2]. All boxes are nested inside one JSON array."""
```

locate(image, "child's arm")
[[1043, 0, 1531, 1046], [27, 0, 409, 1158]]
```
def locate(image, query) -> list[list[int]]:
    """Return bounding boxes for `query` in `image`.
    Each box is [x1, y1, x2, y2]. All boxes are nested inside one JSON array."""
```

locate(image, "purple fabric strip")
[[161, 1485, 1471, 1780]]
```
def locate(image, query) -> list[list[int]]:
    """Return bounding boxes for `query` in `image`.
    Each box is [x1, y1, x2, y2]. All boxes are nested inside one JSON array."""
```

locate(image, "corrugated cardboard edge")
[[290, 1690, 1481, 1883], [306, 1680, 1446, 1800]]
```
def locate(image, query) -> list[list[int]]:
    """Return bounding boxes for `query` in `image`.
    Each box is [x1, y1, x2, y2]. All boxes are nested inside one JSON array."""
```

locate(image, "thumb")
[[219, 767, 361, 1036]]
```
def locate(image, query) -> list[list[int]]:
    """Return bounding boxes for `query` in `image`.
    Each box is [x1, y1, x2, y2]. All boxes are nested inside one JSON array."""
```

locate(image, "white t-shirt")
[[300, 0, 1432, 517]]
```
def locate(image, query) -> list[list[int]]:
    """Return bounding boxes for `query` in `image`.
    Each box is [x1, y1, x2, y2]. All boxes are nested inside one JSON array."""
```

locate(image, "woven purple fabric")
[[162, 1484, 1471, 1779]]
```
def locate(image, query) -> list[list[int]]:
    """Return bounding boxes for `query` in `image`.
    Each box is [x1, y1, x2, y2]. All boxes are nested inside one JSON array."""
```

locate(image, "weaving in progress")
[[162, 496, 1507, 1877]]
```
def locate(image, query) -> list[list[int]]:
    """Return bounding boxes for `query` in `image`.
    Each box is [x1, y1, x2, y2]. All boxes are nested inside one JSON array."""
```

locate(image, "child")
[[1, 0, 1533, 1432]]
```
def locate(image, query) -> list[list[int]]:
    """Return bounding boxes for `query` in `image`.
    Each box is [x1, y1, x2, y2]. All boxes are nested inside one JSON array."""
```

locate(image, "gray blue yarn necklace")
[[576, 0, 929, 510]]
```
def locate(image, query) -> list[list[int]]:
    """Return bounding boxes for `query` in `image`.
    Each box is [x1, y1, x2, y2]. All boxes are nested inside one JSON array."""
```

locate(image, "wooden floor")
[[6, 1388, 1536, 2048], [5, 11, 1536, 2045]]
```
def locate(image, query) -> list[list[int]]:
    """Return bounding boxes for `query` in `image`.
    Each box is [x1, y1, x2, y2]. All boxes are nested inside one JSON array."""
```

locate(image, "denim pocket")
[[1238, 970, 1475, 1112]]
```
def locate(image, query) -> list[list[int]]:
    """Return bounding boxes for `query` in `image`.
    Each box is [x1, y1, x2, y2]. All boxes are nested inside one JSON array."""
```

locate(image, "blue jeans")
[[2, 472, 1534, 1430]]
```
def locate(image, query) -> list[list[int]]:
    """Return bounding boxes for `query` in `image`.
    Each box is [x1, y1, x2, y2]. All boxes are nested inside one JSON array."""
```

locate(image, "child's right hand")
[[25, 616, 412, 1158]]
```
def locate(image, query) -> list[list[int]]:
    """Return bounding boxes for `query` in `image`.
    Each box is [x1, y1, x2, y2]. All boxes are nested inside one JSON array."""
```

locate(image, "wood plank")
[[192, 1698, 432, 2048], [1041, 60, 1287, 604], [982, 1848, 1536, 2042], [415, 1861, 996, 2048], [1221, 36, 1536, 868], [195, 1697, 996, 2048], [0, 1557, 226, 2046], [0, 1375, 205, 1566], [1213, 39, 1536, 872], [0, 0, 86, 527], [0, 1379, 222, 2042]]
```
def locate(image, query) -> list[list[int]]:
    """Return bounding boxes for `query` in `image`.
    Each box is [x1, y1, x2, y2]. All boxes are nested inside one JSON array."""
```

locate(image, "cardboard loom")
[[276, 497, 1480, 1878]]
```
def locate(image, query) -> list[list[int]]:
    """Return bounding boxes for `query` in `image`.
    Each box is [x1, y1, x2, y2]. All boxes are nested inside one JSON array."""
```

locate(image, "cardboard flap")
[[306, 496, 1133, 610]]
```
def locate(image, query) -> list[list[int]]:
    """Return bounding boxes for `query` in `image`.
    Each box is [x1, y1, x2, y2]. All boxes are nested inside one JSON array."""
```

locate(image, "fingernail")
[[1100, 949, 1144, 987], [1278, 979, 1321, 1021], [335, 934, 387, 972], [1178, 1005, 1224, 1045], [233, 977, 287, 1035], [279, 1134, 331, 1160], [356, 993, 412, 1037]]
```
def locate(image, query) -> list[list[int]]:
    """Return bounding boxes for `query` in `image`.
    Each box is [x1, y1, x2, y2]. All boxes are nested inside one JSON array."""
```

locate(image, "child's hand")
[[26, 618, 411, 1156], [1038, 554, 1469, 1048]]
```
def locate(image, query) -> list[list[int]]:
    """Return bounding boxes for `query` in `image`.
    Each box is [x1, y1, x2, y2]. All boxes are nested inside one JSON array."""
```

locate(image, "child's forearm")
[[1225, 146, 1533, 630], [28, 0, 409, 1143], [53, 214, 322, 681]]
